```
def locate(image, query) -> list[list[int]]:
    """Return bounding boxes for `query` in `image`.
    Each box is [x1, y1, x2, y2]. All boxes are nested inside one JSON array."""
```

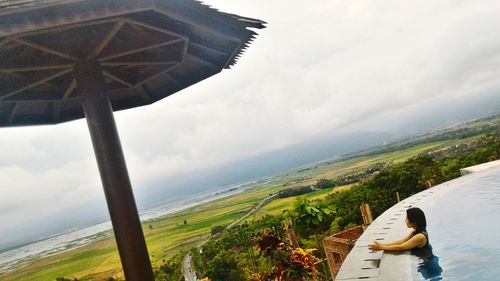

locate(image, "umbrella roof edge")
[[0, 0, 266, 69]]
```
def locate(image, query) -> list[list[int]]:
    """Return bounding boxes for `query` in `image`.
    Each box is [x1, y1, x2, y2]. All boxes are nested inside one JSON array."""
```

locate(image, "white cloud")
[[1, 0, 500, 241]]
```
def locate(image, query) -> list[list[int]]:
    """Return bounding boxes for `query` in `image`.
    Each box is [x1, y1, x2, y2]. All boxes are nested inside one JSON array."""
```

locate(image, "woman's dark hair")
[[406, 207, 427, 233]]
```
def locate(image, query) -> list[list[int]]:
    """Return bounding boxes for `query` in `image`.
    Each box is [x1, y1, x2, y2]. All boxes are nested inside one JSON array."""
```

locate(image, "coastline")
[[0, 178, 264, 274]]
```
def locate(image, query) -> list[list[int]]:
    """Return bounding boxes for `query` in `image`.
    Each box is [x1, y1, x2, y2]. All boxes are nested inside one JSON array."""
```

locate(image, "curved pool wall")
[[335, 165, 500, 281]]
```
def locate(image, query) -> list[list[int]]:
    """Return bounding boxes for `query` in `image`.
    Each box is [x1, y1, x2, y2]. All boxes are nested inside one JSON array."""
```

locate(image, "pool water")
[[336, 165, 500, 281], [418, 166, 500, 280]]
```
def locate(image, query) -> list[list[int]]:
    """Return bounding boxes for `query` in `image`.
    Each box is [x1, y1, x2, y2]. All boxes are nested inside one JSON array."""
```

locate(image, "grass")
[[0, 186, 283, 281], [0, 138, 466, 280], [249, 184, 354, 221], [278, 141, 450, 190]]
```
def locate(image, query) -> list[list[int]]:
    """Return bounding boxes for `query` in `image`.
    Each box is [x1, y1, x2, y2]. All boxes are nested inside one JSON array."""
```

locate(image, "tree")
[[211, 225, 225, 236], [205, 252, 247, 281], [315, 179, 332, 190], [289, 199, 334, 237], [253, 228, 322, 281], [254, 229, 285, 256]]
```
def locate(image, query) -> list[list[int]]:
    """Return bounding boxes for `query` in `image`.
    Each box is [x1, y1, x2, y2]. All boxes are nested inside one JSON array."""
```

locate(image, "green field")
[[0, 137, 474, 280], [249, 184, 354, 221], [269, 141, 451, 190], [0, 186, 284, 281]]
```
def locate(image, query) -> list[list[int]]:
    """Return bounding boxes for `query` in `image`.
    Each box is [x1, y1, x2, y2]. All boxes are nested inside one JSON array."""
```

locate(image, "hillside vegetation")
[[192, 133, 499, 281], [0, 115, 497, 281]]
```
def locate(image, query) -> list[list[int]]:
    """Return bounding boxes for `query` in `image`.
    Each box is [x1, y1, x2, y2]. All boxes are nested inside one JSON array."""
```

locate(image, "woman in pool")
[[369, 207, 443, 279], [368, 207, 429, 251]]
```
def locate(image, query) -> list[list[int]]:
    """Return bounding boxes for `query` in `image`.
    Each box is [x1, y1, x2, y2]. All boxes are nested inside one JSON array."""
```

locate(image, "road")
[[226, 193, 277, 229], [182, 193, 278, 280], [183, 252, 197, 281]]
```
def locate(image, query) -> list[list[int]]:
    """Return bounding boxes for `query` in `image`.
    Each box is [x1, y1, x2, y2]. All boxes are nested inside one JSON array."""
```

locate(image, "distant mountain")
[[135, 130, 397, 207], [136, 112, 500, 208]]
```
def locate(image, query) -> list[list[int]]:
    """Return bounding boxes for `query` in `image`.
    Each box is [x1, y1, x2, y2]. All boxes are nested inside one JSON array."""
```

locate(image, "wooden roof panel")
[[103, 41, 184, 65], [21, 21, 116, 58]]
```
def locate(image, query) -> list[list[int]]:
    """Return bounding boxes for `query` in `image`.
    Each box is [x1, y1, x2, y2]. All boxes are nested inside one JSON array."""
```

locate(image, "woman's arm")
[[368, 233, 426, 251]]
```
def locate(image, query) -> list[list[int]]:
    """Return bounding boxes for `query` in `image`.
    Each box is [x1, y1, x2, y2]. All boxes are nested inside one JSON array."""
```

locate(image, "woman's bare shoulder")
[[411, 233, 427, 247]]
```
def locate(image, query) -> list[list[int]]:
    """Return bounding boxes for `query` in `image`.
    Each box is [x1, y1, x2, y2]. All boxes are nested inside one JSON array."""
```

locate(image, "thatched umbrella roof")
[[0, 0, 265, 126]]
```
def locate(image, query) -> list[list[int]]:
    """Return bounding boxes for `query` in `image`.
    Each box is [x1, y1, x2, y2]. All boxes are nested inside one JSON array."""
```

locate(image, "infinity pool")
[[417, 165, 500, 280], [336, 164, 500, 281]]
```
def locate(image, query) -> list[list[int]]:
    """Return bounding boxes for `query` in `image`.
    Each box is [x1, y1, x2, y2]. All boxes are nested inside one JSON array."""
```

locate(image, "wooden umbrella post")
[[75, 61, 154, 281], [0, 2, 265, 278]]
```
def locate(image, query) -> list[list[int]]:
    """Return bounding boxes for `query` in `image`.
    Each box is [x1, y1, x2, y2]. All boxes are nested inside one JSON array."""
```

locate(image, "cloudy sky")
[[1, 0, 500, 247]]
